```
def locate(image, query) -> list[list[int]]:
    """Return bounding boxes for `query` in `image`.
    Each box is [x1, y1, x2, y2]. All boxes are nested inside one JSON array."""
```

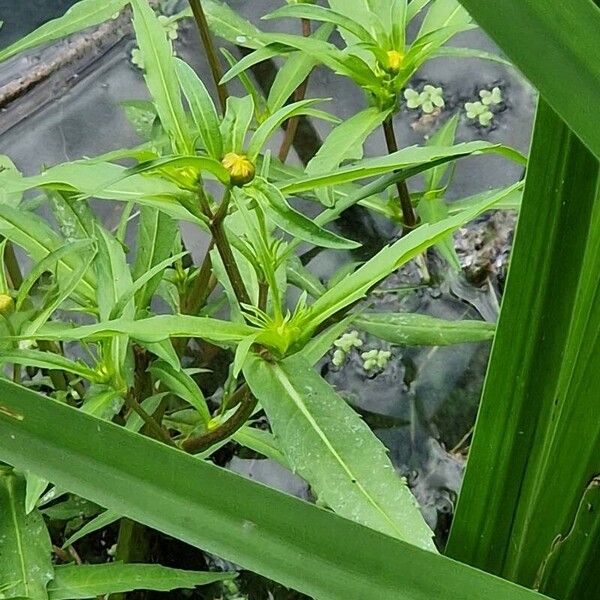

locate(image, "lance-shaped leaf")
[[0, 379, 551, 600], [0, 204, 96, 303], [132, 207, 179, 312], [355, 313, 495, 346], [264, 5, 377, 46], [130, 0, 192, 154], [0, 0, 130, 62], [0, 469, 53, 600], [418, 115, 461, 270], [247, 180, 360, 250], [302, 192, 510, 332], [47, 562, 234, 599], [25, 315, 258, 346], [267, 23, 334, 113], [4, 162, 203, 226], [247, 99, 338, 161], [0, 349, 101, 382], [175, 58, 223, 160], [202, 0, 263, 49], [279, 141, 525, 195], [220, 95, 255, 155], [244, 352, 436, 550], [148, 361, 211, 426]]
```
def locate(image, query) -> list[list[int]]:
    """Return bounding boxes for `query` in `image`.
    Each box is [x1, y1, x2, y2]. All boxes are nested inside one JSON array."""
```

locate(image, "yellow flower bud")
[[0, 293, 14, 315], [385, 50, 404, 73], [221, 152, 255, 186]]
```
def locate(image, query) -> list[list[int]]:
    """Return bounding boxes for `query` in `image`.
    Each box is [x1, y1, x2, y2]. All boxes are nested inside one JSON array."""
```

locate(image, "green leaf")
[[389, 0, 408, 50], [0, 349, 100, 382], [303, 191, 513, 331], [122, 155, 230, 189], [27, 315, 257, 346], [267, 24, 334, 113], [0, 204, 95, 302], [446, 99, 600, 593], [0, 0, 129, 62], [431, 46, 513, 67], [114, 251, 187, 319], [279, 141, 525, 194], [249, 179, 360, 250], [448, 184, 523, 214], [418, 0, 471, 37], [220, 95, 255, 155], [306, 107, 389, 205], [202, 0, 263, 49], [232, 426, 289, 468], [94, 225, 134, 322], [62, 509, 121, 549], [537, 479, 600, 600], [419, 115, 461, 270], [148, 361, 211, 426], [248, 99, 337, 161], [327, 0, 386, 44], [6, 162, 203, 226], [244, 352, 436, 550], [15, 239, 94, 310], [454, 0, 600, 160], [47, 562, 234, 599], [175, 58, 223, 160], [355, 313, 495, 345], [265, 5, 377, 45], [407, 0, 433, 22], [0, 468, 53, 600], [130, 0, 192, 154], [0, 156, 24, 207], [24, 472, 48, 515], [47, 190, 96, 241], [24, 249, 97, 335], [221, 45, 284, 86], [0, 380, 550, 600], [94, 225, 133, 383], [286, 255, 326, 299], [132, 207, 178, 311]]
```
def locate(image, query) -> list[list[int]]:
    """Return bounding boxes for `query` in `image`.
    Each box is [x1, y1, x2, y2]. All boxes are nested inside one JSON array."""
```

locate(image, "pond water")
[[0, 2, 535, 598]]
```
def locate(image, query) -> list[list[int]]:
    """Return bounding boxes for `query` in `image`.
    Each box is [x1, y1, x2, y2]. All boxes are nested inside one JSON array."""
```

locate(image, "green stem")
[[382, 117, 418, 232], [188, 0, 228, 113]]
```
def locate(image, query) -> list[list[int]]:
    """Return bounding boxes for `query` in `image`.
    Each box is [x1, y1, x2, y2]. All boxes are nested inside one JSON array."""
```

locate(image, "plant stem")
[[182, 383, 256, 454], [208, 189, 252, 307], [278, 18, 312, 163], [188, 0, 228, 113], [182, 240, 214, 315], [3, 240, 22, 288], [382, 117, 418, 232], [124, 392, 173, 445]]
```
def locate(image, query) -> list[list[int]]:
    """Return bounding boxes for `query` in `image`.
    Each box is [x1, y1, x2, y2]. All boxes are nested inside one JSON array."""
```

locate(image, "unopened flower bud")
[[0, 293, 14, 315], [221, 152, 255, 186], [385, 50, 404, 73]]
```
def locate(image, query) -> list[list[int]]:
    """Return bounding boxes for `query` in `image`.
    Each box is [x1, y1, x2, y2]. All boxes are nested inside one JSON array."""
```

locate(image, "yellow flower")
[[0, 293, 14, 315], [221, 152, 255, 186], [385, 50, 404, 73]]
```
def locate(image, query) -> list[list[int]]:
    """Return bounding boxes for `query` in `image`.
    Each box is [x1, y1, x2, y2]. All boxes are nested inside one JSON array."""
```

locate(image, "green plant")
[[1, 0, 596, 599]]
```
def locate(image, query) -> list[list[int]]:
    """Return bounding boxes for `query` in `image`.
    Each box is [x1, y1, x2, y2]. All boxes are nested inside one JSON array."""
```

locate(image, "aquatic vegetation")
[[0, 0, 597, 599]]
